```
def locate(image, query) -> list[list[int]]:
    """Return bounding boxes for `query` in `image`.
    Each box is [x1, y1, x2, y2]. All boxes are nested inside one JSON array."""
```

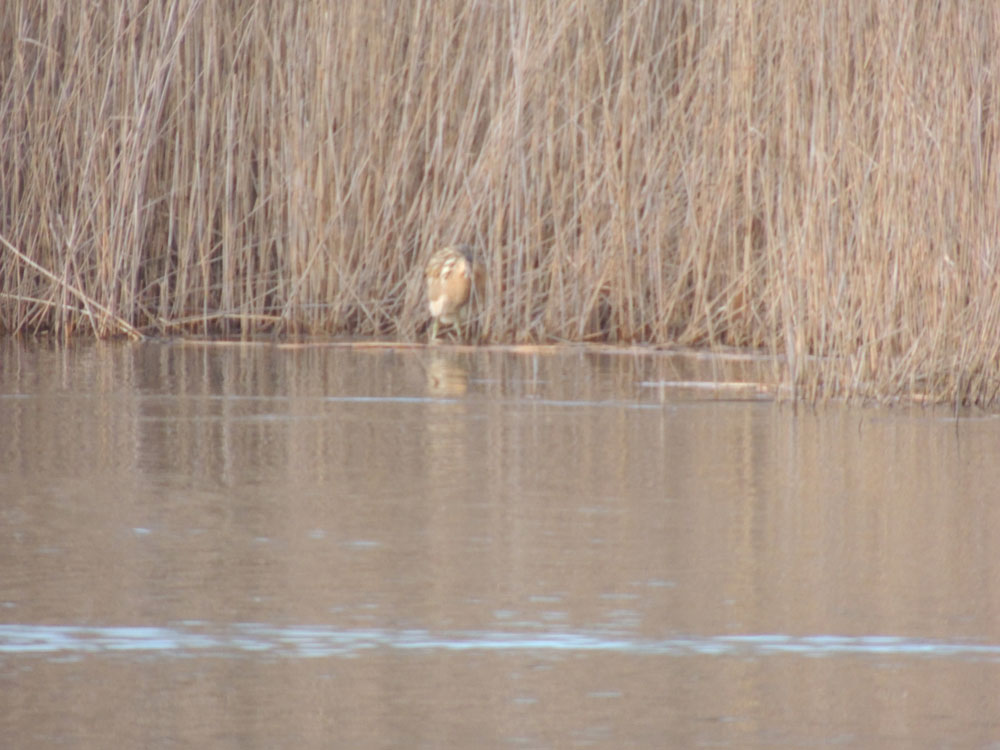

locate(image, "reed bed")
[[2, 1, 1000, 405]]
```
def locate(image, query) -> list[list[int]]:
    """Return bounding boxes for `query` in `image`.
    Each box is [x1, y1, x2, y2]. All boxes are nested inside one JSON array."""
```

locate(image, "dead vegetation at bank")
[[2, 2, 1000, 405]]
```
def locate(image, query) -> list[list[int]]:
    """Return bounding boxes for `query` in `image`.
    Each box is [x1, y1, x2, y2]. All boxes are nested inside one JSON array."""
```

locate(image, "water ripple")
[[1, 625, 998, 661]]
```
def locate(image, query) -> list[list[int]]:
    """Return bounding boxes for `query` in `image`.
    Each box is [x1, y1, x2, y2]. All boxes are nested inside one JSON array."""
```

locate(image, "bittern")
[[425, 244, 486, 342]]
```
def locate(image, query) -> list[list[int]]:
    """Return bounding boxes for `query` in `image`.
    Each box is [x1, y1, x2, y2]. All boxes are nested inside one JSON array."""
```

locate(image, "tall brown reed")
[[2, 1, 1000, 405]]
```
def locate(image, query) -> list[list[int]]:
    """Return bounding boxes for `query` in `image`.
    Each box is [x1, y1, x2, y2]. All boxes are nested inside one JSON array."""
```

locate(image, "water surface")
[[2, 339, 999, 748]]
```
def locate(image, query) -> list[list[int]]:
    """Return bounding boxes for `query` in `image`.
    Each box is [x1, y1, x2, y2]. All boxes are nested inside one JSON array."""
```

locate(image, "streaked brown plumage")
[[425, 244, 486, 342]]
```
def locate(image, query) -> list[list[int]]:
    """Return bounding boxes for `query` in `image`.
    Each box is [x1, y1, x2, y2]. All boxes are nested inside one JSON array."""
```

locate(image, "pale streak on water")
[[4, 624, 1000, 659], [2, 339, 1000, 749]]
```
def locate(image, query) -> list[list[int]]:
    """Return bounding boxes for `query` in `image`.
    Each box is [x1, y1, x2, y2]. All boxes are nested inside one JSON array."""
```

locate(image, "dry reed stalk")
[[0, 233, 143, 340], [1, 1, 1000, 405]]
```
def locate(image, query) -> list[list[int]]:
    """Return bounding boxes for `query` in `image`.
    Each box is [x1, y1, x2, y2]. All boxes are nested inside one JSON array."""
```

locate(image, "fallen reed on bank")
[[2, 1, 999, 405]]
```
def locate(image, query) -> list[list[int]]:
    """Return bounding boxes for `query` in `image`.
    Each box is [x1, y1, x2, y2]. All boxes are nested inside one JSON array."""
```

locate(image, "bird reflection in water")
[[425, 355, 471, 397]]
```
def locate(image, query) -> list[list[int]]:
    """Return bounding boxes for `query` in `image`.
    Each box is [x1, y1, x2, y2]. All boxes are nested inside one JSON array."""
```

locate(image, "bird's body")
[[425, 245, 485, 342]]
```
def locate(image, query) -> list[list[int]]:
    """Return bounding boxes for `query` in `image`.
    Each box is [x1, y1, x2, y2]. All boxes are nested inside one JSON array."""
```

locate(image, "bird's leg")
[[429, 318, 439, 344], [465, 307, 479, 344]]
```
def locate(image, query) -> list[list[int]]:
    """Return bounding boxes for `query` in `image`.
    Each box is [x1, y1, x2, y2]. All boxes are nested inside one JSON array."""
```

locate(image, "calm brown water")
[[2, 339, 1000, 749]]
